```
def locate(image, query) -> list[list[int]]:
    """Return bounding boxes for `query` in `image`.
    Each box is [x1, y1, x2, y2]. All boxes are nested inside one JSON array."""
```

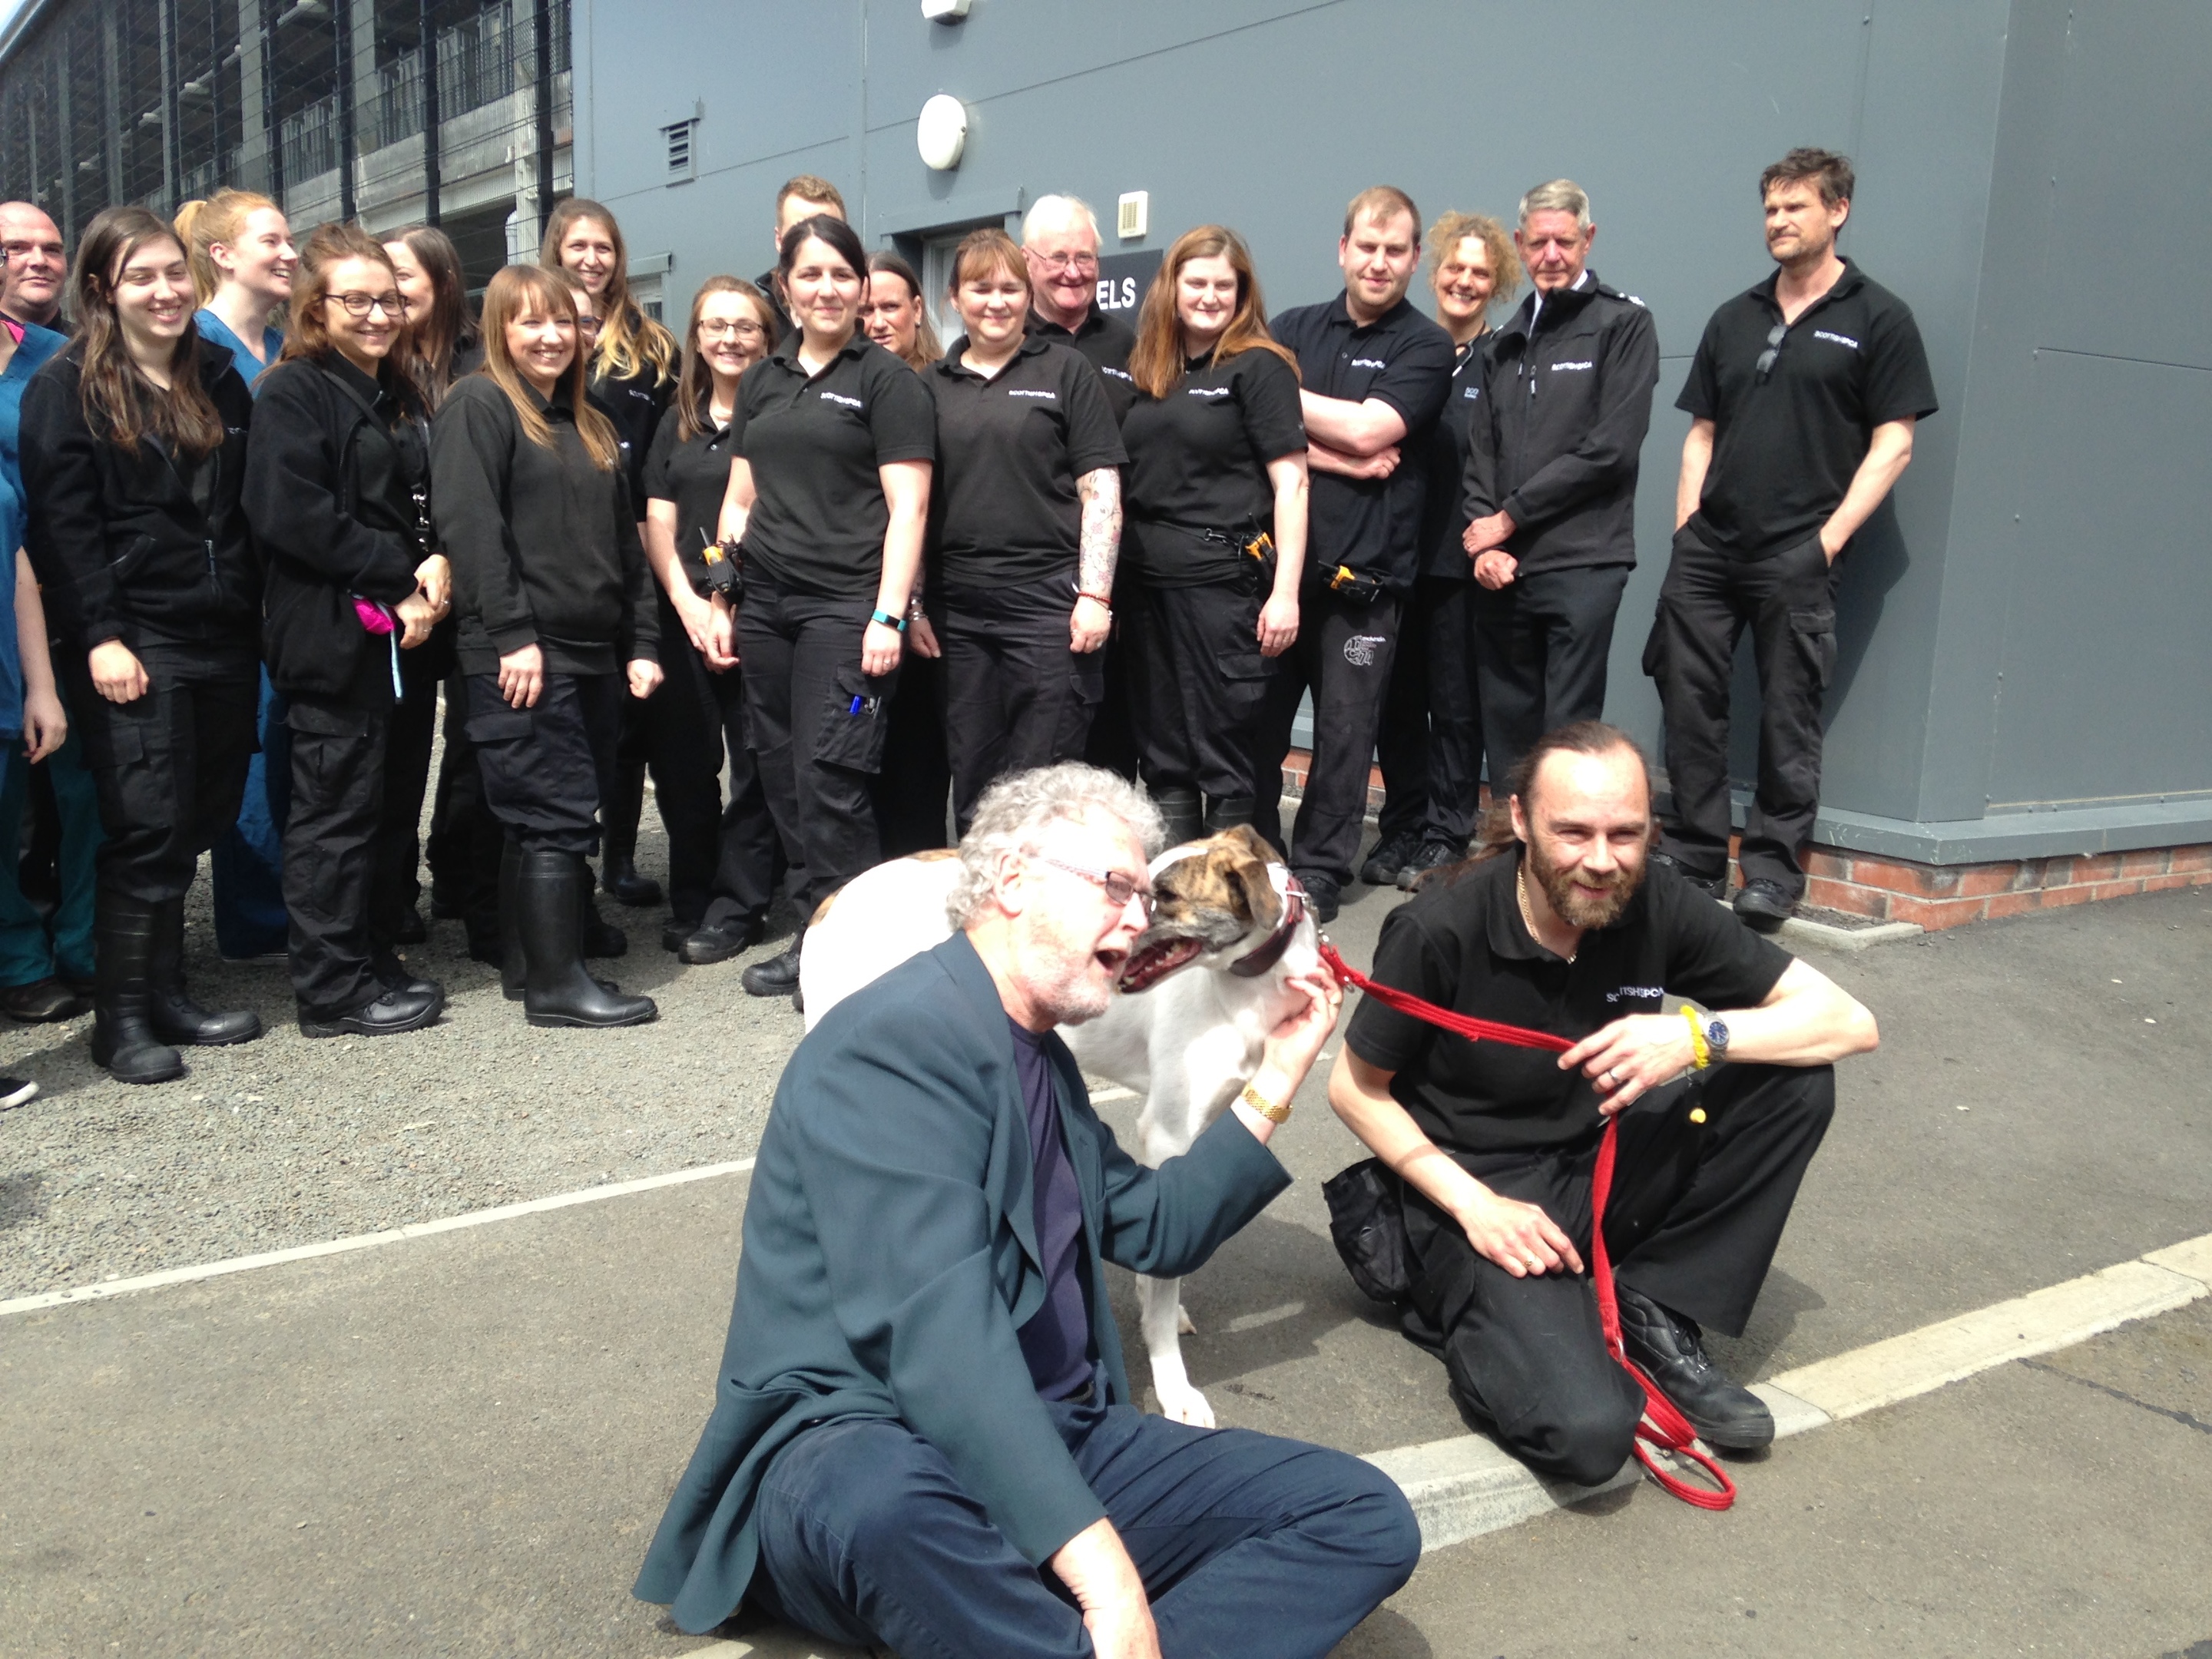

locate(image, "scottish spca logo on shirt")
[[1351, 357, 1388, 370], [1550, 360, 1594, 372], [1813, 329, 1860, 350], [1187, 386, 1230, 398], [820, 391, 864, 409], [1008, 389, 1058, 400], [1606, 984, 1666, 1007]]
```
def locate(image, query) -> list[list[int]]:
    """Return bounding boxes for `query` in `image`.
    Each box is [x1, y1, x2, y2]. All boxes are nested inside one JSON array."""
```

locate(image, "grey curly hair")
[[945, 763, 1164, 929]]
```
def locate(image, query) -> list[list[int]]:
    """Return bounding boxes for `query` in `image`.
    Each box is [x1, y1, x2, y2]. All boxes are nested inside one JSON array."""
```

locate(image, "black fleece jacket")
[[243, 353, 427, 702], [1462, 268, 1659, 575], [19, 341, 259, 655], [429, 373, 658, 677]]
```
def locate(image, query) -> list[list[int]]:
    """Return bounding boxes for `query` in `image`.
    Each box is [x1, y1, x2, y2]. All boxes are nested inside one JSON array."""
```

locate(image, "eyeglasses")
[[1030, 251, 1099, 274], [699, 320, 766, 342], [1755, 322, 1787, 382], [324, 290, 406, 319], [575, 314, 602, 336], [1035, 856, 1155, 918]]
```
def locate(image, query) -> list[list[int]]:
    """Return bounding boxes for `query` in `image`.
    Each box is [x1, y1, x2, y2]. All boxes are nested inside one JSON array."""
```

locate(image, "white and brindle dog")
[[799, 825, 1320, 1426]]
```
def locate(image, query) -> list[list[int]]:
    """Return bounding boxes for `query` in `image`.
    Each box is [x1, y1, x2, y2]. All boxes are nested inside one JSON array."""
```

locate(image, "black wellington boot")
[[147, 897, 260, 1047], [88, 896, 184, 1084], [599, 763, 664, 906], [1151, 786, 1202, 849], [517, 849, 657, 1028], [1202, 795, 1256, 833], [500, 838, 526, 1000]]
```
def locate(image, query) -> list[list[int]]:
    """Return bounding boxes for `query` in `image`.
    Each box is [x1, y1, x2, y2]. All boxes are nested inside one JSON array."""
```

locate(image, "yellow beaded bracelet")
[[1681, 1004, 1711, 1070]]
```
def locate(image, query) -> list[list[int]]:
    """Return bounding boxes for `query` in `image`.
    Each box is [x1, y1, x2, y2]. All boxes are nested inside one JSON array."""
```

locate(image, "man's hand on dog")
[[1560, 1014, 1697, 1115]]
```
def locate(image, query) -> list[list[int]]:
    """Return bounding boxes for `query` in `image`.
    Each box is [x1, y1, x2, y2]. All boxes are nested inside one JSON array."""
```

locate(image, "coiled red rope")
[[1317, 939, 1735, 1509]]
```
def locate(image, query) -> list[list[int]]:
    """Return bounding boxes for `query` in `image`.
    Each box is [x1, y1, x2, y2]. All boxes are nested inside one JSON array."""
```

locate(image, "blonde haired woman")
[[174, 187, 298, 959], [430, 266, 662, 1028], [542, 196, 680, 909]]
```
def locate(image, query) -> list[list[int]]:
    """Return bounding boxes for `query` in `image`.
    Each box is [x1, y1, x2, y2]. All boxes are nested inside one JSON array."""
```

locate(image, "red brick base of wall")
[[1801, 843, 2212, 931], [1280, 750, 2212, 932]]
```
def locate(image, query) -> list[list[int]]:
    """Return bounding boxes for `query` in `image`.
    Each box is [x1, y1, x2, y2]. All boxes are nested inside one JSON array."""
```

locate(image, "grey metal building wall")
[[568, 0, 2206, 859]]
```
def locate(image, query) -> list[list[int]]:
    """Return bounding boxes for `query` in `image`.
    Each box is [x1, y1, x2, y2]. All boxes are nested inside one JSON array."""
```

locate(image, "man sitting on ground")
[[1330, 720, 1876, 1482], [636, 763, 1420, 1657]]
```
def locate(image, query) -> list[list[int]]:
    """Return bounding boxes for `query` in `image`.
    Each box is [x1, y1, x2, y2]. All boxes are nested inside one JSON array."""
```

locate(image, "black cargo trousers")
[[1646, 526, 1841, 899]]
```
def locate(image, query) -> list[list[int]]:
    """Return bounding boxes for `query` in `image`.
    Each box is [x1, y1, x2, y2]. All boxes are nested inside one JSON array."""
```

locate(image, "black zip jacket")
[[19, 341, 259, 654], [430, 373, 658, 677], [1462, 269, 1659, 575], [592, 356, 675, 522], [243, 353, 427, 703]]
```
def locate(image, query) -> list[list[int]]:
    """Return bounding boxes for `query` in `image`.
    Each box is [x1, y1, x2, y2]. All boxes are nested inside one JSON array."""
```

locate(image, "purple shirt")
[[1008, 1018, 1094, 1399]]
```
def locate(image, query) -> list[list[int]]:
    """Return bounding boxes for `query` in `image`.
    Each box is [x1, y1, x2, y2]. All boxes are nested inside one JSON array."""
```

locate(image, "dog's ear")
[[1210, 825, 1283, 932]]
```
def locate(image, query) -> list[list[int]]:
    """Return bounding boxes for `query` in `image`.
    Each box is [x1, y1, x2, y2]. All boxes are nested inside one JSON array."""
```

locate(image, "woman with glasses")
[[431, 266, 663, 1028], [369, 227, 476, 955], [245, 224, 449, 1038], [20, 207, 264, 1083], [926, 229, 1126, 833], [1120, 225, 1307, 849], [543, 199, 680, 915], [714, 215, 934, 1002], [176, 190, 300, 963], [861, 249, 952, 857], [639, 278, 783, 965]]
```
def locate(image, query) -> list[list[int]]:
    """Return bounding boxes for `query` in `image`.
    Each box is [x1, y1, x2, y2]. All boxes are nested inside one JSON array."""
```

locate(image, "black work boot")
[[1151, 786, 1202, 849], [516, 849, 657, 1028], [89, 896, 184, 1084], [740, 932, 803, 999], [1359, 830, 1422, 888], [1202, 795, 1256, 833], [599, 763, 664, 906], [147, 897, 260, 1048], [1614, 1281, 1774, 1450]]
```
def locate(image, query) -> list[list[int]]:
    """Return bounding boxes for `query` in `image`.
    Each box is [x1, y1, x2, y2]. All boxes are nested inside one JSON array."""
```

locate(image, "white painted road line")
[[1770, 1257, 2208, 1422], [1375, 1230, 2212, 1551], [0, 1157, 758, 1320]]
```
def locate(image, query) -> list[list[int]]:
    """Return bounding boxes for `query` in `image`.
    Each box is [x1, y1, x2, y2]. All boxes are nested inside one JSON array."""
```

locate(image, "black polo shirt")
[[1345, 855, 1792, 1154], [927, 334, 1127, 590], [1679, 260, 1937, 560], [729, 334, 936, 598], [1026, 305, 1137, 421], [1270, 293, 1454, 594], [1417, 333, 1487, 580], [642, 399, 737, 594], [1121, 347, 1305, 588]]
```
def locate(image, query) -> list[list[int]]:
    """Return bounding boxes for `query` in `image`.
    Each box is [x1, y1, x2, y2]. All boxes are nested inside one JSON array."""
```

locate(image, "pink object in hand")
[[355, 598, 396, 634]]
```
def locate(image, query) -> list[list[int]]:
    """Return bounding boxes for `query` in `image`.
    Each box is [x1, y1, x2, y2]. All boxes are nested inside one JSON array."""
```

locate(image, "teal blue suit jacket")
[[634, 933, 1292, 1634]]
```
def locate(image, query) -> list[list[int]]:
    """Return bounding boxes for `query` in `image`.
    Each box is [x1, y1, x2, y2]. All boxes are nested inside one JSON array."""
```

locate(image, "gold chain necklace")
[[1518, 863, 1576, 964]]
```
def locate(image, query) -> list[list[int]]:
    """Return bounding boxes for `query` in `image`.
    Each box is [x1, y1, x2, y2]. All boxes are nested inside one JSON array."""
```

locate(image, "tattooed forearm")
[[1076, 467, 1121, 597]]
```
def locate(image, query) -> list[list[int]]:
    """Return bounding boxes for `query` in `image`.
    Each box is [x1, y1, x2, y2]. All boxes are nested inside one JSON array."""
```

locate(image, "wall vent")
[[663, 119, 697, 183], [1117, 190, 1148, 240]]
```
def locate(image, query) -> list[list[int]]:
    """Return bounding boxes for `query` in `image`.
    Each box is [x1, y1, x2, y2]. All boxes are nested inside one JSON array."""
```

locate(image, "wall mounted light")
[[917, 94, 969, 171], [921, 0, 972, 18]]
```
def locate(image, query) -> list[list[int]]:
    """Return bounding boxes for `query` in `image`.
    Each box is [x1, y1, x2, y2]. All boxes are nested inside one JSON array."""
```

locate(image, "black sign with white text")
[[1094, 249, 1163, 318]]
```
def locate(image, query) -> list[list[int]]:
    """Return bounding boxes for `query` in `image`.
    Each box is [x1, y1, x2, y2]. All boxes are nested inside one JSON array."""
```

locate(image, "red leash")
[[1317, 941, 1736, 1509]]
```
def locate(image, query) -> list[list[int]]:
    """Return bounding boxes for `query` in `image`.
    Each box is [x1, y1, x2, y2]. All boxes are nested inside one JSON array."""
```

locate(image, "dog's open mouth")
[[1115, 935, 1204, 994]]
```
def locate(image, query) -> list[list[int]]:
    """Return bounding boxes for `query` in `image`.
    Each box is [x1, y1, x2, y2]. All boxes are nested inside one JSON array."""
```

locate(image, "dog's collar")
[[1230, 869, 1306, 979]]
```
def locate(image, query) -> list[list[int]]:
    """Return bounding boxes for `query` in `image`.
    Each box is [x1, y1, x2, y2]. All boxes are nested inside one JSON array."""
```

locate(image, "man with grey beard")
[[1329, 720, 1877, 1486], [637, 763, 1419, 1657]]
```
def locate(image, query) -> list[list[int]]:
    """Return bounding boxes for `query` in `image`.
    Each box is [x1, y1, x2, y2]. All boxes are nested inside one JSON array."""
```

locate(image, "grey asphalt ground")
[[3, 827, 2208, 1656]]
